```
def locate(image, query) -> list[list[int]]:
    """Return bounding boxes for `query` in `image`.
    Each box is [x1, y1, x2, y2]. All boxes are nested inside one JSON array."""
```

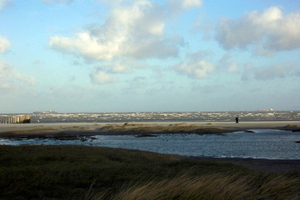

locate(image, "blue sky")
[[0, 0, 299, 113]]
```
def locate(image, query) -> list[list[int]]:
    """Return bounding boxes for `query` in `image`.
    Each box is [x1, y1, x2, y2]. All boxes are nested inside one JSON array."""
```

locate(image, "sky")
[[0, 0, 300, 113]]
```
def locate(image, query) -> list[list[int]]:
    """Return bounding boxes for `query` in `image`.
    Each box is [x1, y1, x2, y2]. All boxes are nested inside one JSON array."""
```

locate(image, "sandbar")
[[0, 121, 300, 137]]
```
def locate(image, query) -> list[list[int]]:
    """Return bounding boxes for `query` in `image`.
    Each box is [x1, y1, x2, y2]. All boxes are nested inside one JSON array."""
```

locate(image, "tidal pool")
[[1, 129, 299, 160]]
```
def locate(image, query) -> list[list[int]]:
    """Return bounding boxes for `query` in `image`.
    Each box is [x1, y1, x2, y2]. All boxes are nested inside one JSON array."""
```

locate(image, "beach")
[[1, 121, 300, 136]]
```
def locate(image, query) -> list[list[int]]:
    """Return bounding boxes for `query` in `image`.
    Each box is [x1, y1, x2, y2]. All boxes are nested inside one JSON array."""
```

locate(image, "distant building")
[[0, 115, 31, 123]]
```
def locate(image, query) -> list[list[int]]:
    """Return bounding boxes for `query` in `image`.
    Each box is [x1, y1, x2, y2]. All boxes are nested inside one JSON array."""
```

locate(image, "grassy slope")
[[0, 145, 299, 200]]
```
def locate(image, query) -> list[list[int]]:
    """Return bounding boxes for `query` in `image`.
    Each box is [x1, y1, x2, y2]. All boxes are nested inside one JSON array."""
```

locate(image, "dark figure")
[[235, 117, 239, 123]]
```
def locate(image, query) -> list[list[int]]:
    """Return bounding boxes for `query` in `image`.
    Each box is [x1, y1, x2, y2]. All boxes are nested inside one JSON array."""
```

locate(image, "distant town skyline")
[[0, 0, 299, 113]]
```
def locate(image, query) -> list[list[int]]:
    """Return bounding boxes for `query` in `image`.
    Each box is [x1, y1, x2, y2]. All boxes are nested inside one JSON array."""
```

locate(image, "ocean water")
[[1, 111, 299, 123], [1, 129, 300, 160]]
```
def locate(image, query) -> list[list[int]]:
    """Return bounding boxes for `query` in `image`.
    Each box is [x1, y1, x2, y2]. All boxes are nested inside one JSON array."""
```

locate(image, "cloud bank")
[[49, 0, 183, 61], [216, 6, 300, 54], [49, 0, 202, 84]]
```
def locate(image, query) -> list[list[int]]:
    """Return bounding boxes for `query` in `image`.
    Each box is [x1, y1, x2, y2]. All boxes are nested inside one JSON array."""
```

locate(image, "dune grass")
[[0, 145, 299, 200], [101, 172, 300, 200]]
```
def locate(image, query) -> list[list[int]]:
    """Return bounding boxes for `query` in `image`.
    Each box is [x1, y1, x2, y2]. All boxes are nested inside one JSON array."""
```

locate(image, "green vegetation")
[[0, 145, 299, 200]]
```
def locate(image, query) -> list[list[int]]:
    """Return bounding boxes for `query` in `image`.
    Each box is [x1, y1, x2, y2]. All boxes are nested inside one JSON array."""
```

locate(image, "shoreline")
[[1, 121, 300, 173], [0, 121, 300, 137]]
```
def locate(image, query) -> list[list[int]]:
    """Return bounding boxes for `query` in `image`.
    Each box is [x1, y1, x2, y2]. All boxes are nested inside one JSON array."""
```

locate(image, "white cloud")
[[0, 36, 10, 53], [174, 60, 215, 79], [49, 0, 181, 61], [0, 0, 11, 11], [109, 62, 130, 73], [107, 60, 135, 73], [89, 68, 118, 84], [43, 0, 73, 4], [167, 0, 202, 15], [0, 61, 36, 92], [216, 6, 300, 54], [49, 31, 120, 60], [242, 63, 296, 81], [182, 0, 202, 10]]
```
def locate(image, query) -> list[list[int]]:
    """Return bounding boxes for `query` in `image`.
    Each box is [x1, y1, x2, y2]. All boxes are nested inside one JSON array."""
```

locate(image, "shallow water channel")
[[1, 129, 300, 160]]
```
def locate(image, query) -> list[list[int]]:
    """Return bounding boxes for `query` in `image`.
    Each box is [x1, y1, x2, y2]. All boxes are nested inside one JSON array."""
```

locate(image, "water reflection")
[[1, 129, 299, 160]]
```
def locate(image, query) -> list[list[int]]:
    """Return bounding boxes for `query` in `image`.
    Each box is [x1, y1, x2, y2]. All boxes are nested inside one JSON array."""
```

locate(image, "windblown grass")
[[0, 145, 299, 200], [102, 172, 300, 200]]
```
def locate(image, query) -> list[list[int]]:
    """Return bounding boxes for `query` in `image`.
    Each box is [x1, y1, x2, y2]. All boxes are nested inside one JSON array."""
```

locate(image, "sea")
[[24, 110, 300, 123], [1, 111, 300, 160]]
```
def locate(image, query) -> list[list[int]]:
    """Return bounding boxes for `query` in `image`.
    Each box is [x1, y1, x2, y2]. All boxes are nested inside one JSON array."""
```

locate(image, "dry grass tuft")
[[98, 172, 300, 200]]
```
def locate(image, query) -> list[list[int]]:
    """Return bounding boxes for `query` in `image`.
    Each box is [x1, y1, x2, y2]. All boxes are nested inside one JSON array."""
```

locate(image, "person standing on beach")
[[235, 117, 239, 123]]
